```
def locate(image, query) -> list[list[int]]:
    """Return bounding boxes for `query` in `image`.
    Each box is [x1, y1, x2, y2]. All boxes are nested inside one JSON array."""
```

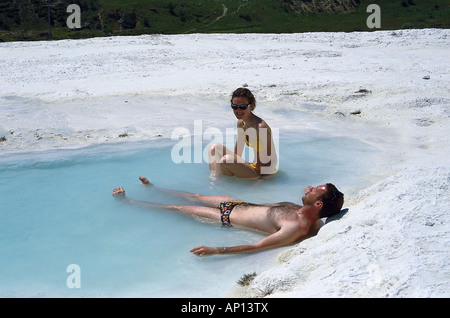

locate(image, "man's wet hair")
[[319, 183, 344, 218]]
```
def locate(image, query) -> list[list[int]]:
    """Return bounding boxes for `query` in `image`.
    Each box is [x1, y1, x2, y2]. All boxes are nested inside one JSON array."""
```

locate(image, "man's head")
[[302, 183, 344, 218]]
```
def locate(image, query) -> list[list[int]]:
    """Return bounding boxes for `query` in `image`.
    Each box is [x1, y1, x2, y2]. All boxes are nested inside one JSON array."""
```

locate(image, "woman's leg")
[[219, 154, 261, 179], [208, 143, 260, 178], [208, 143, 235, 176]]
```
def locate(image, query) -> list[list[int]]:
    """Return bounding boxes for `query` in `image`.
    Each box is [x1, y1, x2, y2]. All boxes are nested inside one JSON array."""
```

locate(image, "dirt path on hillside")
[[208, 4, 228, 26], [185, 3, 245, 33]]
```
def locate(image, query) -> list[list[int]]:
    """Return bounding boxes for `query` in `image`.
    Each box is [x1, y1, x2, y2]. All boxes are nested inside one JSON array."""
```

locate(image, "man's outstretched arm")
[[190, 225, 306, 257]]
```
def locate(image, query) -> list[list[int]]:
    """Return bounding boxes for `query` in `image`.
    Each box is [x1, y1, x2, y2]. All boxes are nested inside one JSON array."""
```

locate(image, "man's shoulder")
[[277, 202, 302, 208]]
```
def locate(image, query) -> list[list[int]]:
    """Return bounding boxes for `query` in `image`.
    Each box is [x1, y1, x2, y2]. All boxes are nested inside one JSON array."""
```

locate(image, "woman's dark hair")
[[231, 87, 256, 108], [319, 183, 344, 218]]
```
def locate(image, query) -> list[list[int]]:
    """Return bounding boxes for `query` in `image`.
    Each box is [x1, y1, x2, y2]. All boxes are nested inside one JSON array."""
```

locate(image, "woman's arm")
[[256, 121, 274, 168], [235, 119, 245, 157]]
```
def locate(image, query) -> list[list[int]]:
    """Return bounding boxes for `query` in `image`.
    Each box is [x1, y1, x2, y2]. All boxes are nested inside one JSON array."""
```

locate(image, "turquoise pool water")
[[0, 134, 378, 297]]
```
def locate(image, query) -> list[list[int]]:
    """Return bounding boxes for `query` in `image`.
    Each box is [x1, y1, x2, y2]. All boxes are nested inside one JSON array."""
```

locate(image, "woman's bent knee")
[[208, 143, 223, 156], [220, 154, 235, 164]]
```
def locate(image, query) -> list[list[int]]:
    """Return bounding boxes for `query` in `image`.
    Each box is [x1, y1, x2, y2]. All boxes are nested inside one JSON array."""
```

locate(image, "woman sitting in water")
[[209, 87, 278, 178]]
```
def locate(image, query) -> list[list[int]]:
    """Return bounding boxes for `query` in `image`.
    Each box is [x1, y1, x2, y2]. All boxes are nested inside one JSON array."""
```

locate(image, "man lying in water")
[[112, 177, 344, 257]]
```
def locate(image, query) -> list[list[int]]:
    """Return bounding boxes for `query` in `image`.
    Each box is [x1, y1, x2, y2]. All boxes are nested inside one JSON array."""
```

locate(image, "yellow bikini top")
[[241, 120, 269, 152]]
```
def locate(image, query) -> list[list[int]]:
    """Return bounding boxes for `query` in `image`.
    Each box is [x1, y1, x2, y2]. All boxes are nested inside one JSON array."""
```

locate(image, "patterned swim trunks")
[[219, 202, 242, 227]]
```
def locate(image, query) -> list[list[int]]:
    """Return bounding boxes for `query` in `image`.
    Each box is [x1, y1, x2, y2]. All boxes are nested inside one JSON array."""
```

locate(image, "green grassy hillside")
[[0, 0, 448, 41]]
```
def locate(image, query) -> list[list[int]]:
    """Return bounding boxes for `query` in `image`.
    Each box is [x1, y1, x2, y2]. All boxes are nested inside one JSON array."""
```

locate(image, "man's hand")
[[190, 246, 218, 257]]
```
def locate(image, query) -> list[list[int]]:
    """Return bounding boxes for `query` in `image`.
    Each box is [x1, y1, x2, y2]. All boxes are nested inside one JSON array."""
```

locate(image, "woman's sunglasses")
[[231, 103, 250, 110]]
